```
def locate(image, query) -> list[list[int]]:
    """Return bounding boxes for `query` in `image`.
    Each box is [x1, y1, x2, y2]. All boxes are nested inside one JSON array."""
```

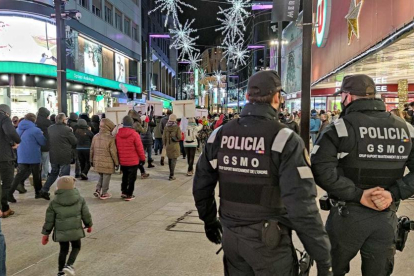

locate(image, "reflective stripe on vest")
[[334, 119, 348, 137], [311, 145, 320, 155], [337, 152, 349, 159], [208, 126, 222, 144], [297, 166, 314, 179], [272, 128, 294, 153]]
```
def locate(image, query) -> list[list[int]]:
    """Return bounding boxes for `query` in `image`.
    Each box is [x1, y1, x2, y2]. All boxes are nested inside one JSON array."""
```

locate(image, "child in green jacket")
[[41, 176, 93, 276]]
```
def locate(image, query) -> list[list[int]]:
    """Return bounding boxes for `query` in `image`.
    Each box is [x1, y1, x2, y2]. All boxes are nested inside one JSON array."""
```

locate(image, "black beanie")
[[122, 116, 133, 127]]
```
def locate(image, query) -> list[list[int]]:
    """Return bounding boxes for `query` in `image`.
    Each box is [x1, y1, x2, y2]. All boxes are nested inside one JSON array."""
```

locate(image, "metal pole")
[[55, 0, 67, 115], [226, 73, 229, 114], [180, 72, 183, 100], [146, 37, 152, 100], [278, 21, 283, 76], [263, 46, 267, 69], [301, 0, 313, 151], [237, 77, 240, 113]]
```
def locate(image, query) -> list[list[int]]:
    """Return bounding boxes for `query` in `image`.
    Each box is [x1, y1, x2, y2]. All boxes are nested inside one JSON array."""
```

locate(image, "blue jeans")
[[42, 164, 71, 193], [144, 144, 153, 162], [41, 152, 50, 180], [0, 220, 6, 275], [310, 132, 318, 145], [154, 138, 163, 154]]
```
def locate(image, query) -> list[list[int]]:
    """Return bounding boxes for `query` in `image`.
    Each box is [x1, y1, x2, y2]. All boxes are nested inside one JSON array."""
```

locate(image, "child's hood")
[[54, 188, 81, 206]]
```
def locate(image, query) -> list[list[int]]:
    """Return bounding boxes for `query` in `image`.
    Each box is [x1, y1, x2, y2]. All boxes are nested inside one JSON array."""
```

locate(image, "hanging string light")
[[148, 0, 197, 27]]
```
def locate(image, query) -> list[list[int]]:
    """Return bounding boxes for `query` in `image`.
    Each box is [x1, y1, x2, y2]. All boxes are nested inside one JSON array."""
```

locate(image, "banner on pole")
[[145, 101, 163, 116], [173, 100, 196, 118], [272, 0, 300, 22]]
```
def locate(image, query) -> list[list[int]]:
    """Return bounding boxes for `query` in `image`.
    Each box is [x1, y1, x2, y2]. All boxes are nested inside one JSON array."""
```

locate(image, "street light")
[[147, 34, 171, 101]]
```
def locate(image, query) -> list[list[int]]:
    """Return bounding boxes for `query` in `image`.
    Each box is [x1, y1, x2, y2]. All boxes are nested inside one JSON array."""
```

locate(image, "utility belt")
[[319, 194, 398, 216]]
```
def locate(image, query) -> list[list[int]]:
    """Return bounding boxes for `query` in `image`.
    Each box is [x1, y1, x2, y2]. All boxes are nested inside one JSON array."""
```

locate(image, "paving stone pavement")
[[2, 154, 414, 276]]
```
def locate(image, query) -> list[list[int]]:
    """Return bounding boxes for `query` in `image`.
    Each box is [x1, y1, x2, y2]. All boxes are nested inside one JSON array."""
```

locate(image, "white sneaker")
[[63, 265, 75, 276]]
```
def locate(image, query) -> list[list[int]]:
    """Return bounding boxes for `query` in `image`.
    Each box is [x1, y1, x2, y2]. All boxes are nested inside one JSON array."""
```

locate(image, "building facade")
[[0, 0, 144, 117]]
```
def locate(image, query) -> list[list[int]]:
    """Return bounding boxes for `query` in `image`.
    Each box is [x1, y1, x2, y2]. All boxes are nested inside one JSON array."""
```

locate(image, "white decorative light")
[[169, 19, 200, 61], [148, 0, 197, 27], [186, 52, 202, 72], [215, 70, 223, 85]]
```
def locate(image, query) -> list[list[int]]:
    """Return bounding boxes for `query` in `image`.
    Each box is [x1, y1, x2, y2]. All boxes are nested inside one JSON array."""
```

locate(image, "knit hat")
[[169, 114, 177, 122], [78, 118, 88, 128], [123, 116, 134, 127], [0, 104, 11, 115], [57, 176, 75, 190]]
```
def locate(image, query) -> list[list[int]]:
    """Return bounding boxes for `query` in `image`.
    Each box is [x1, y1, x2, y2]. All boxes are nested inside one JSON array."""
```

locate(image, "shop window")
[[115, 10, 122, 31], [124, 17, 131, 36], [92, 0, 102, 18], [105, 1, 113, 24], [129, 60, 138, 86], [79, 0, 89, 10]]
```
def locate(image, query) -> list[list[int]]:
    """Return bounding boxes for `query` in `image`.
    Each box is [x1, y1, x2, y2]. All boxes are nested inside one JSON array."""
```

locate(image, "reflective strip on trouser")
[[326, 206, 397, 276], [222, 224, 297, 276]]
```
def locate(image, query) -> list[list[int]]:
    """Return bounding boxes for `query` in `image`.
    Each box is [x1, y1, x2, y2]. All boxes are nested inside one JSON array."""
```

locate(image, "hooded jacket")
[[68, 112, 78, 132], [36, 107, 52, 152], [162, 124, 181, 159], [42, 188, 93, 242], [184, 123, 202, 148], [16, 120, 46, 164], [90, 118, 119, 174], [154, 117, 163, 139], [75, 119, 94, 149], [0, 112, 21, 162], [310, 113, 321, 133], [91, 115, 100, 135], [116, 127, 146, 166], [48, 122, 78, 165]]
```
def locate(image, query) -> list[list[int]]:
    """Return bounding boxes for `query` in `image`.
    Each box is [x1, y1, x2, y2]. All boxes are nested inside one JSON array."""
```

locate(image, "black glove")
[[204, 219, 222, 244], [317, 263, 333, 276], [139, 160, 146, 166]]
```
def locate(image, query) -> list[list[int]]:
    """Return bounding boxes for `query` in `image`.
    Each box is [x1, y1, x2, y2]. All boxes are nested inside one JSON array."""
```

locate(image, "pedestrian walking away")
[[311, 74, 414, 276], [40, 113, 77, 200], [154, 116, 164, 155], [116, 116, 146, 201], [90, 118, 119, 200], [0, 104, 21, 218], [193, 70, 332, 276], [36, 107, 52, 180], [41, 176, 93, 276], [163, 114, 181, 181], [183, 117, 202, 176], [74, 119, 94, 180], [9, 113, 46, 203]]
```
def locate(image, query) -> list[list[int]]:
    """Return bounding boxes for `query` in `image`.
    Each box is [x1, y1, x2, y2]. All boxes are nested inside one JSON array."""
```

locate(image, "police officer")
[[193, 71, 332, 275], [311, 74, 414, 276]]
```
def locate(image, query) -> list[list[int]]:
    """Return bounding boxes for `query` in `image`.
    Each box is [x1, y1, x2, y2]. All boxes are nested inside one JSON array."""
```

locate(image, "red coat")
[[116, 127, 146, 166]]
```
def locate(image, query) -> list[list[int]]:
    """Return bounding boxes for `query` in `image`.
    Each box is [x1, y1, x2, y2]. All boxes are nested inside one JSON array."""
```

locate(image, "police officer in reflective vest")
[[311, 74, 414, 276], [193, 71, 332, 276]]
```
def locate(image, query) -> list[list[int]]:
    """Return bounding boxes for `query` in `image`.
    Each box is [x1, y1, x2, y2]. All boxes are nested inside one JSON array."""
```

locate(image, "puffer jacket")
[[16, 120, 46, 164], [91, 115, 100, 135], [42, 188, 92, 242], [75, 119, 94, 149], [116, 127, 146, 166], [36, 107, 52, 152], [48, 123, 77, 165], [90, 118, 119, 174], [140, 121, 153, 146], [162, 124, 181, 159]]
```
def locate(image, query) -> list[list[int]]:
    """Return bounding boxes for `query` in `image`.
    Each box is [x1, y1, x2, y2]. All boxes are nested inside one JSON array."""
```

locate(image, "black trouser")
[[59, 240, 81, 272], [326, 205, 397, 276], [222, 223, 297, 276], [179, 141, 186, 158], [77, 149, 91, 176], [73, 149, 80, 177], [168, 158, 177, 177], [184, 147, 196, 172], [10, 164, 42, 195], [0, 161, 14, 212], [121, 165, 138, 196]]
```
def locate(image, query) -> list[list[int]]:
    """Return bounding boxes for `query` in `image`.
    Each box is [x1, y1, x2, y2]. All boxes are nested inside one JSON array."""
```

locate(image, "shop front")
[[0, 13, 142, 117]]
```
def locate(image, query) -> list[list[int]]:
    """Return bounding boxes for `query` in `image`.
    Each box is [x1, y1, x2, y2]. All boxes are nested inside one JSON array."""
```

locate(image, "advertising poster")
[[0, 16, 57, 65], [281, 18, 303, 94], [84, 40, 102, 76], [44, 91, 58, 115], [115, 53, 126, 83]]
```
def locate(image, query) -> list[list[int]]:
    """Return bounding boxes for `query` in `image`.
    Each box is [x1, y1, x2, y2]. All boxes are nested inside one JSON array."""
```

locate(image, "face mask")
[[340, 94, 349, 112]]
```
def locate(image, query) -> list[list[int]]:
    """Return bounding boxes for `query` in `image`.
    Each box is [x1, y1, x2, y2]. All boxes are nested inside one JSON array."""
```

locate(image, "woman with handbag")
[[162, 114, 181, 180]]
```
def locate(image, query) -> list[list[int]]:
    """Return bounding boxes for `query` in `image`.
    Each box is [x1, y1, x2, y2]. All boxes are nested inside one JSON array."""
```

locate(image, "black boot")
[[148, 161, 155, 168], [160, 157, 165, 166], [16, 184, 27, 194], [8, 194, 17, 203]]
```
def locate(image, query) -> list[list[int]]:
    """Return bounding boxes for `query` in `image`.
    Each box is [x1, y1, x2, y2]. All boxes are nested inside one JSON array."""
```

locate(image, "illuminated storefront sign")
[[0, 61, 142, 93], [315, 0, 332, 48]]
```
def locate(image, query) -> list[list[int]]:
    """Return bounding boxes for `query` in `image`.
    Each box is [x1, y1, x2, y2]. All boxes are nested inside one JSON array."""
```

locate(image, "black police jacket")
[[311, 99, 414, 202], [193, 103, 331, 267]]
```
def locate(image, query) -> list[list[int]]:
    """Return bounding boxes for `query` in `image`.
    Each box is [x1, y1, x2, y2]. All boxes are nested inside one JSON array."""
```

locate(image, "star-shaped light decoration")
[[345, 0, 364, 45], [186, 52, 202, 72]]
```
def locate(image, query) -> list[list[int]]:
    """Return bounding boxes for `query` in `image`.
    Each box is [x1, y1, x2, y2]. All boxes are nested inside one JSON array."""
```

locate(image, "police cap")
[[247, 70, 284, 97], [334, 74, 376, 96]]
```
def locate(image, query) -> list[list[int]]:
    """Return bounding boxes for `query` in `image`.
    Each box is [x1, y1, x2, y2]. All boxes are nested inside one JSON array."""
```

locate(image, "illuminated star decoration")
[[215, 70, 223, 86], [216, 7, 245, 45], [185, 52, 202, 72], [148, 0, 197, 27], [232, 45, 249, 68], [169, 19, 200, 60], [199, 68, 207, 81], [345, 0, 363, 45]]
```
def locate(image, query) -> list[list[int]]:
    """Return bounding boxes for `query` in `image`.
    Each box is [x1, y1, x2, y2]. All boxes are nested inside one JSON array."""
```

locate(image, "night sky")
[[180, 0, 225, 50]]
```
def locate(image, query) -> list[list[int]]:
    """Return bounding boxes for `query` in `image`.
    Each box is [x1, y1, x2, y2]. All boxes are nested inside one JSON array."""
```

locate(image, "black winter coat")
[[36, 107, 52, 152], [48, 123, 78, 164], [0, 112, 21, 162], [91, 115, 100, 135], [75, 125, 94, 149]]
